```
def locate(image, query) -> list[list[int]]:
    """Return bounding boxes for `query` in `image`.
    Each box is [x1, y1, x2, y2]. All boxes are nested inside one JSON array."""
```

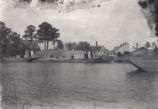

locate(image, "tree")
[[77, 41, 90, 52], [9, 32, 21, 56], [52, 28, 60, 49], [65, 42, 77, 51], [0, 21, 25, 58], [145, 41, 151, 48], [23, 25, 36, 41], [36, 22, 60, 50], [65, 42, 72, 51], [0, 21, 12, 57], [56, 40, 64, 50]]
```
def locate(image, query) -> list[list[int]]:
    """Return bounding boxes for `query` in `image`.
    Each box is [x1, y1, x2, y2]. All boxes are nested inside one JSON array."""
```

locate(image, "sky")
[[0, 0, 150, 49]]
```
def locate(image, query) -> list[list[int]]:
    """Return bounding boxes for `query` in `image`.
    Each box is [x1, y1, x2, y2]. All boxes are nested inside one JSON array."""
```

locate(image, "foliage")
[[23, 25, 36, 41], [9, 32, 21, 56], [56, 40, 64, 50], [145, 41, 151, 48], [0, 21, 24, 57], [65, 42, 77, 51], [36, 22, 60, 50], [65, 42, 90, 51], [77, 41, 90, 52], [0, 21, 12, 57], [0, 21, 62, 58]]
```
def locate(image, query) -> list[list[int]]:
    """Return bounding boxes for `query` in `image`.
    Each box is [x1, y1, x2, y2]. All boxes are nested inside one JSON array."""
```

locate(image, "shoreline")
[[0, 57, 114, 63]]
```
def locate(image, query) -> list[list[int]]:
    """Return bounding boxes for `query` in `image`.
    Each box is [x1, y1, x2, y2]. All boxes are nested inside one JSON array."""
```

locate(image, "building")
[[89, 41, 109, 58], [39, 50, 87, 59], [22, 40, 40, 58], [90, 46, 108, 58], [110, 42, 136, 56]]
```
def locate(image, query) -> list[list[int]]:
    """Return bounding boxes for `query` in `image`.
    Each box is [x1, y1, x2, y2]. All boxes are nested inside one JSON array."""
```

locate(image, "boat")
[[126, 47, 158, 72], [93, 55, 114, 63], [23, 57, 40, 62]]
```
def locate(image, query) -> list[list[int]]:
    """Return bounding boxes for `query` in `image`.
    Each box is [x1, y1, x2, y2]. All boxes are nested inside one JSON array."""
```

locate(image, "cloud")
[[0, 0, 150, 49]]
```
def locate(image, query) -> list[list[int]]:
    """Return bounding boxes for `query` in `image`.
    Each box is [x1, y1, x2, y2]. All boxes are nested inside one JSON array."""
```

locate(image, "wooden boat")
[[126, 47, 158, 72], [93, 56, 114, 63], [24, 57, 40, 62]]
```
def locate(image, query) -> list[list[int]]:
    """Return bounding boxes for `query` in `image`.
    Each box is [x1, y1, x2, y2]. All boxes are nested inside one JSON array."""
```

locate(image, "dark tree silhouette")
[[37, 22, 60, 50], [0, 21, 12, 57], [77, 41, 90, 52], [23, 25, 36, 41], [56, 40, 64, 50], [145, 41, 151, 48], [52, 28, 60, 49], [10, 32, 21, 56], [65, 42, 77, 51], [0, 21, 23, 57]]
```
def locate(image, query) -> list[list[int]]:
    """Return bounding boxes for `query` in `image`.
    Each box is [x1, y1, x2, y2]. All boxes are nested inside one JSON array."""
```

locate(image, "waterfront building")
[[22, 40, 40, 58], [110, 42, 136, 56], [90, 46, 108, 58], [39, 50, 87, 59]]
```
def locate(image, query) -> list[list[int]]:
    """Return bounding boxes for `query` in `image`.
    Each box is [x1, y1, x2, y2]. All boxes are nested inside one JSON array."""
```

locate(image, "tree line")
[[23, 22, 63, 50], [65, 42, 90, 52], [0, 20, 100, 58], [0, 21, 63, 58], [0, 21, 22, 57]]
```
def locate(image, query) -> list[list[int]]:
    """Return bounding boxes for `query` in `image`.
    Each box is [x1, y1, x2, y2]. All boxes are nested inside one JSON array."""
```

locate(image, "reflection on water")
[[0, 62, 158, 109], [126, 71, 158, 107]]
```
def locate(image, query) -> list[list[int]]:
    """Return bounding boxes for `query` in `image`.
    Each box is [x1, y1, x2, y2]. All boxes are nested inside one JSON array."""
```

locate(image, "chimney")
[[96, 41, 98, 47], [136, 43, 139, 49]]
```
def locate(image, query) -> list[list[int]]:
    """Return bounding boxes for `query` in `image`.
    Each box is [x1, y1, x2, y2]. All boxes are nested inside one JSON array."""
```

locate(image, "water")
[[1, 62, 158, 109]]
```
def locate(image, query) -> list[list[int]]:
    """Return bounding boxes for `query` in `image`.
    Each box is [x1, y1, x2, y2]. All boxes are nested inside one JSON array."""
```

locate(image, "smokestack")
[[136, 43, 139, 49], [96, 41, 98, 47]]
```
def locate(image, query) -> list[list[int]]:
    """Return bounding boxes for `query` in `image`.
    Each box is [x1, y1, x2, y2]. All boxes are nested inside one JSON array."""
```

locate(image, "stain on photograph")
[[1, 0, 158, 109]]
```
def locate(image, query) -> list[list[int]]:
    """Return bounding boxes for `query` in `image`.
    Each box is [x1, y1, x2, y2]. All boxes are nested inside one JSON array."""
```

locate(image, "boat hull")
[[128, 56, 158, 72], [127, 48, 158, 72]]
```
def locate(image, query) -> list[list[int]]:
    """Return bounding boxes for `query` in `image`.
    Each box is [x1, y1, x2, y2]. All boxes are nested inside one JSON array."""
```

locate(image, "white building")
[[111, 43, 137, 56]]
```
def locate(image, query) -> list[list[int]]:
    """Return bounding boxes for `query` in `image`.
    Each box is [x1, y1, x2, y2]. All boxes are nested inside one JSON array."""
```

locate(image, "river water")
[[0, 62, 158, 109]]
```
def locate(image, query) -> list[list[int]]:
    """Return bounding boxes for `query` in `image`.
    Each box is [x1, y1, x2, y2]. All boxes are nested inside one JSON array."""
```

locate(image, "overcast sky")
[[0, 0, 150, 49]]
